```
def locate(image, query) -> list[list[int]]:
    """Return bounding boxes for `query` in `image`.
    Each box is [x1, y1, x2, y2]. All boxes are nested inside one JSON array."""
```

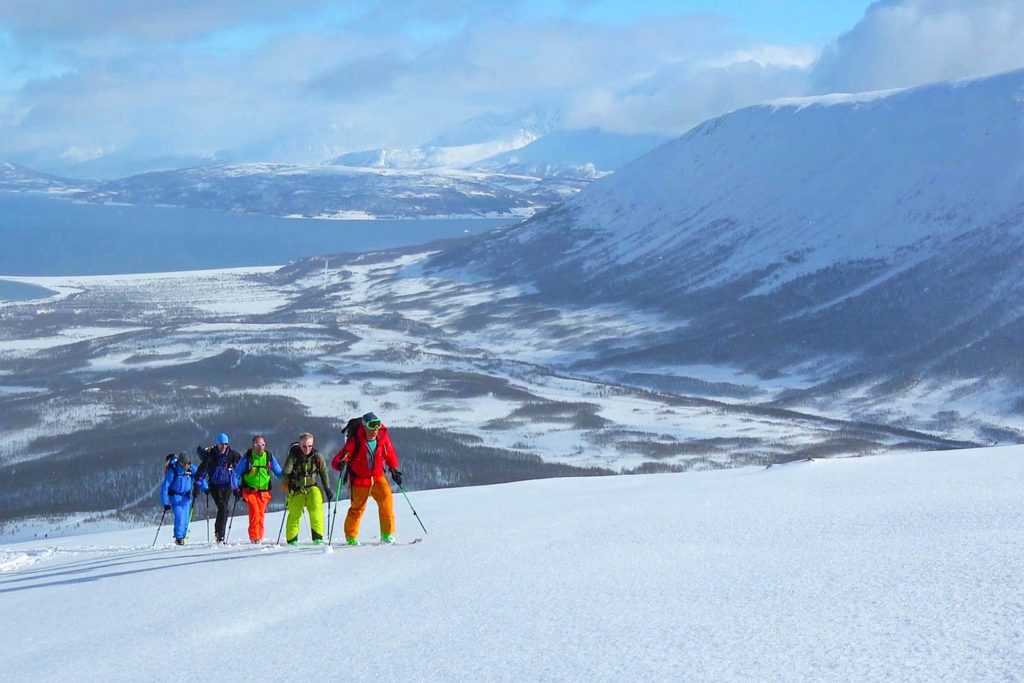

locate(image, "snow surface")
[[1, 446, 1022, 681]]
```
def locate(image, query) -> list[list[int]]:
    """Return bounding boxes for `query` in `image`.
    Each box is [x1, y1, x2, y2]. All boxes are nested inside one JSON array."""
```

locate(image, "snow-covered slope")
[[429, 68, 1024, 428], [2, 446, 1022, 681], [468, 128, 667, 179]]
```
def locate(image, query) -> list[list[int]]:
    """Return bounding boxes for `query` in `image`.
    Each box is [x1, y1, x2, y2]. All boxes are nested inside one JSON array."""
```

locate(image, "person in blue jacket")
[[195, 432, 241, 543], [160, 453, 195, 545], [230, 435, 284, 543]]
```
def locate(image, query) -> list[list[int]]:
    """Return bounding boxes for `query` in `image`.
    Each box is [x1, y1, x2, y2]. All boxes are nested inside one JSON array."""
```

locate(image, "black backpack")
[[343, 417, 363, 441]]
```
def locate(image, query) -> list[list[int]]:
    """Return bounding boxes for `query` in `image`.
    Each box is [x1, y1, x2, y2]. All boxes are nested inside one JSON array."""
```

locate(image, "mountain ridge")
[[424, 67, 1024, 429]]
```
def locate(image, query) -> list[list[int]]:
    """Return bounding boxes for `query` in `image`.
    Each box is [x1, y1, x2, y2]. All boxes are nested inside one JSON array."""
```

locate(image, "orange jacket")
[[331, 424, 399, 487]]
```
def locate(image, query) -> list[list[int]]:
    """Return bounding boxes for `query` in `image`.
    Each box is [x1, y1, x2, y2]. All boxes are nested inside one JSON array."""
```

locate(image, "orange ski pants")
[[242, 489, 272, 541], [344, 476, 395, 540]]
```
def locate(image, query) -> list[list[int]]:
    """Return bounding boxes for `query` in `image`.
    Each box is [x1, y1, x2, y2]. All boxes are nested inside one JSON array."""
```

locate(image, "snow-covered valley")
[[0, 248, 974, 532]]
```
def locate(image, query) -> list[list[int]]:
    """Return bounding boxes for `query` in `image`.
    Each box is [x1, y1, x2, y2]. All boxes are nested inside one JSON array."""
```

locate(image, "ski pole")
[[397, 484, 428, 535], [205, 492, 210, 543], [184, 494, 196, 542], [152, 509, 168, 547], [276, 492, 290, 545], [225, 492, 239, 543], [328, 476, 343, 545]]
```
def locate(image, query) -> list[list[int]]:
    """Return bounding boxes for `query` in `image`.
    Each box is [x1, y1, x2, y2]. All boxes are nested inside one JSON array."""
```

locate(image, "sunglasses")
[[365, 420, 382, 430]]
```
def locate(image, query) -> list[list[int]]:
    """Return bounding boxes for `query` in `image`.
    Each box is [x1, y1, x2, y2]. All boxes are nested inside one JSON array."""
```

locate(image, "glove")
[[163, 504, 171, 511], [390, 469, 403, 486], [341, 465, 351, 485], [232, 488, 241, 500], [196, 445, 205, 457], [325, 488, 334, 503]]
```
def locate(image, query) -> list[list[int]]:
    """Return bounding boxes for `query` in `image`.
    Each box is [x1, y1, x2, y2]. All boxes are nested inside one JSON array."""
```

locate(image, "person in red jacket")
[[331, 412, 402, 545]]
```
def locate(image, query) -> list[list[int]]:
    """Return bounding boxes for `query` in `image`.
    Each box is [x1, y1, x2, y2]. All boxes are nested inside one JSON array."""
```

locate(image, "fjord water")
[[0, 279, 55, 301], [0, 192, 509, 280]]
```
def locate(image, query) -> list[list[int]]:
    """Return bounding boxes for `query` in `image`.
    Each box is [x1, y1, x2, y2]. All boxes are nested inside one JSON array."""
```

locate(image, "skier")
[[281, 432, 333, 546], [230, 434, 283, 544], [195, 432, 241, 543], [160, 453, 195, 545], [331, 412, 402, 545]]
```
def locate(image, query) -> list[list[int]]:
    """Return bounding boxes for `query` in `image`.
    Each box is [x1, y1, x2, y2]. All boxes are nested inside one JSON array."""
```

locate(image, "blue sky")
[[1, 0, 1023, 177]]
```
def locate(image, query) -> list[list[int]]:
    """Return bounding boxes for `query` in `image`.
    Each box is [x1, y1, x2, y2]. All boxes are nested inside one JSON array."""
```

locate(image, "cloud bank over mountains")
[[1, 0, 1022, 177], [813, 0, 1024, 92]]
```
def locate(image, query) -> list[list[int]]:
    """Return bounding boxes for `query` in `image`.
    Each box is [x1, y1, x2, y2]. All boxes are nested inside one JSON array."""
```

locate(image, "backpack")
[[204, 447, 237, 487], [336, 419, 362, 484], [287, 442, 323, 492], [165, 453, 194, 496], [343, 417, 363, 441]]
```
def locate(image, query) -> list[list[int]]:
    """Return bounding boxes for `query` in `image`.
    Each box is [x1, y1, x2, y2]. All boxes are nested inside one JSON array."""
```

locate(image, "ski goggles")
[[364, 419, 382, 430]]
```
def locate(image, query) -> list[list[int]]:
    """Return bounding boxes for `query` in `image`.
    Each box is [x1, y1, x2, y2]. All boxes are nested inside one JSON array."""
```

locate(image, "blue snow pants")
[[170, 494, 192, 540]]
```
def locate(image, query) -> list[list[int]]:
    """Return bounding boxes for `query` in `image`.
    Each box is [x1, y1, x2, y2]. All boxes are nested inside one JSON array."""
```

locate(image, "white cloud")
[[568, 59, 811, 136], [3, 1, 1024, 176], [3, 10, 797, 172], [706, 45, 820, 70], [812, 0, 1024, 93], [0, 1, 332, 41]]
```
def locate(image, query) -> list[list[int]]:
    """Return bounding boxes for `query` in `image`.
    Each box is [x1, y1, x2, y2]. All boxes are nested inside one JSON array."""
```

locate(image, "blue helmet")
[[216, 432, 230, 445]]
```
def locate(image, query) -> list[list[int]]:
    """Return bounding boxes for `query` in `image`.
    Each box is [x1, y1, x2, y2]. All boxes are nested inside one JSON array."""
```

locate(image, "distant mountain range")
[[426, 68, 1024, 440], [0, 161, 81, 193], [0, 110, 666, 219], [329, 106, 564, 171]]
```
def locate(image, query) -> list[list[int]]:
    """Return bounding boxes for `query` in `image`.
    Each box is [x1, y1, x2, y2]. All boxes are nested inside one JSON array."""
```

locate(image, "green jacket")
[[282, 443, 330, 494]]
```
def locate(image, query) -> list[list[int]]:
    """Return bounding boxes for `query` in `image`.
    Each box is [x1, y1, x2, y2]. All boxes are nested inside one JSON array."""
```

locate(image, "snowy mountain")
[[427, 68, 1024, 436], [468, 128, 668, 179], [0, 161, 86, 193], [331, 107, 562, 170], [427, 106, 561, 148], [0, 108, 661, 219], [2, 446, 1022, 681]]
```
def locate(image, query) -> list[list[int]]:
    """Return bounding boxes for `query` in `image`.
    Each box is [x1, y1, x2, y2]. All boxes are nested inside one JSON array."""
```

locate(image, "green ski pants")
[[286, 487, 324, 541]]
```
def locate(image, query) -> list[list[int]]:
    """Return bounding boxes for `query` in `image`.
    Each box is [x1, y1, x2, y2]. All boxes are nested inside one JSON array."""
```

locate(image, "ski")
[[336, 538, 423, 548]]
